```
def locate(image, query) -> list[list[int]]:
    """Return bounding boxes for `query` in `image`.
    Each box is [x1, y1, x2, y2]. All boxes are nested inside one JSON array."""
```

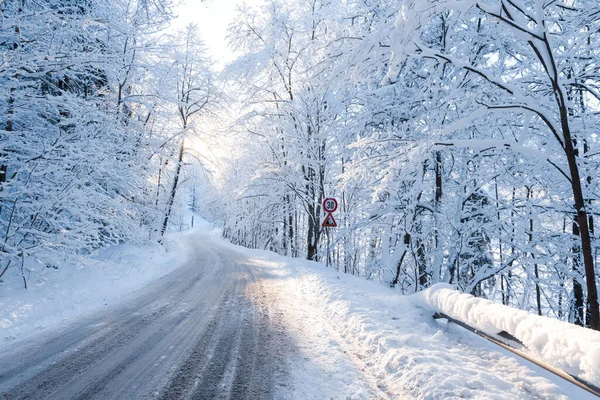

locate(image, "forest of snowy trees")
[[0, 1, 215, 287], [2, 0, 600, 331], [199, 0, 600, 330]]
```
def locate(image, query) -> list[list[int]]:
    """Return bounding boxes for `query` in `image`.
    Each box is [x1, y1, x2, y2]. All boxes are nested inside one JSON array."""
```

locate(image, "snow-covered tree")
[[0, 0, 177, 287], [201, 0, 600, 330]]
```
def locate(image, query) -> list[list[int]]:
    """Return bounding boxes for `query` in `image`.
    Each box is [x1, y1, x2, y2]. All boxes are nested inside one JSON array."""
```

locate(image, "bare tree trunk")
[[501, 188, 517, 306], [305, 166, 323, 261], [572, 215, 586, 326], [1, 95, 12, 215], [1, 19, 20, 215], [564, 134, 598, 328], [392, 233, 410, 288], [282, 196, 289, 254], [494, 178, 509, 305], [160, 139, 184, 238], [287, 194, 294, 256], [155, 157, 164, 207], [543, 31, 599, 329], [526, 187, 542, 316], [307, 209, 320, 261]]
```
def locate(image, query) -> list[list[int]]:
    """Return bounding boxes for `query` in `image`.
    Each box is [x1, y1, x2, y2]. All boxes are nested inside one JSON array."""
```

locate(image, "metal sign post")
[[322, 198, 338, 268], [326, 226, 330, 268]]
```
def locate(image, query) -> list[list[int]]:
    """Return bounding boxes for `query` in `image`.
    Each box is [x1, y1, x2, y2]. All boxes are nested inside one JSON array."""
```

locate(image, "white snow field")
[[0, 223, 596, 399]]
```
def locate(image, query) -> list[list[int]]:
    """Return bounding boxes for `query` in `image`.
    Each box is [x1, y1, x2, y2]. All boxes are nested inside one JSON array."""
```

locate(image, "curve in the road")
[[0, 238, 288, 400]]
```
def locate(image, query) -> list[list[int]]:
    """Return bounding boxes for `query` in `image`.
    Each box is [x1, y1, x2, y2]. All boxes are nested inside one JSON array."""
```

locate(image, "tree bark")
[[572, 214, 586, 325], [160, 139, 184, 238], [526, 186, 542, 316], [391, 249, 408, 288], [561, 113, 599, 330]]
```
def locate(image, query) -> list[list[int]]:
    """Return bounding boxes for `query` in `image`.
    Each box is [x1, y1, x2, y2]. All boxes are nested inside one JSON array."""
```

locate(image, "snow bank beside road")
[[413, 283, 600, 384], [0, 231, 196, 346], [227, 239, 593, 399]]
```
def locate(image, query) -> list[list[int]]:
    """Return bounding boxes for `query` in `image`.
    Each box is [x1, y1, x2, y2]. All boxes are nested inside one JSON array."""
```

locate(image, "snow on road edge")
[[222, 236, 595, 399], [412, 283, 600, 384], [0, 228, 205, 347]]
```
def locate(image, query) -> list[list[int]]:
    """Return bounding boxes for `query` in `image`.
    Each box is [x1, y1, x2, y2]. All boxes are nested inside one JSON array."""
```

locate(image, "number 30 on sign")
[[323, 198, 338, 213]]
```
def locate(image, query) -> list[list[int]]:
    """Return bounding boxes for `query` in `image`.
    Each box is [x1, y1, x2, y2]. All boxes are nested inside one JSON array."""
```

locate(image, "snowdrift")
[[412, 283, 600, 384]]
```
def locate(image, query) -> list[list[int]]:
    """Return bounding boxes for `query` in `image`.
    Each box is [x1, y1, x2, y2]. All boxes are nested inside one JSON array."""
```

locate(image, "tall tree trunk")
[[546, 32, 599, 329], [288, 200, 294, 255], [526, 187, 542, 316], [282, 193, 294, 256], [1, 19, 20, 215], [572, 216, 586, 326], [282, 196, 289, 254], [432, 151, 443, 283], [1, 95, 13, 215], [307, 210, 320, 261], [564, 133, 597, 328], [494, 178, 509, 305], [305, 164, 323, 261], [160, 139, 184, 238], [155, 157, 164, 207], [392, 233, 410, 288]]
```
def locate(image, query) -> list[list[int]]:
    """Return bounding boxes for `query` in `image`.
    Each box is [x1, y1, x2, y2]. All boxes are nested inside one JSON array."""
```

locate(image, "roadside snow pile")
[[413, 283, 600, 384], [226, 236, 593, 399], [0, 231, 194, 346]]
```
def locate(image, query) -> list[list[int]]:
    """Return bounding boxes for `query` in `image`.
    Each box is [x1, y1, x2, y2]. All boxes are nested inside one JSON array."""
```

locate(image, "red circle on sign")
[[323, 198, 338, 213]]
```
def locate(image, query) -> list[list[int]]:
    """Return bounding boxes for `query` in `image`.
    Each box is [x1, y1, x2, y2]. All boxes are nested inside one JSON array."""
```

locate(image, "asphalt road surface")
[[0, 237, 290, 399]]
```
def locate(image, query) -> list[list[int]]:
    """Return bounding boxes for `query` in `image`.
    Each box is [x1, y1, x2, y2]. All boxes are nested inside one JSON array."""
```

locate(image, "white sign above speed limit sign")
[[323, 198, 338, 213]]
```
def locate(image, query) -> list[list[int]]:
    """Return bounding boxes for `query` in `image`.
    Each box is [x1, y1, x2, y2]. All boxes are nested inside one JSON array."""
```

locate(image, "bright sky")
[[172, 0, 263, 67], [171, 0, 265, 173]]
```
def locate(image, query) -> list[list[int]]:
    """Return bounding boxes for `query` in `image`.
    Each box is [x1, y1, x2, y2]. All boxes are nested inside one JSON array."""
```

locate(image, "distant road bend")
[[0, 237, 290, 399]]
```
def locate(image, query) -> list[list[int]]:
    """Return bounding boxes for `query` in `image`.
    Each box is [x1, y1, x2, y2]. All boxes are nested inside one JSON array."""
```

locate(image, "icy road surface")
[[0, 237, 294, 399], [0, 231, 596, 399]]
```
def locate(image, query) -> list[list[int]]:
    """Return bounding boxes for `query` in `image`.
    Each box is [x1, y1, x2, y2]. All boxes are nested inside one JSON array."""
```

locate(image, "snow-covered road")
[[0, 231, 596, 399], [0, 235, 291, 399]]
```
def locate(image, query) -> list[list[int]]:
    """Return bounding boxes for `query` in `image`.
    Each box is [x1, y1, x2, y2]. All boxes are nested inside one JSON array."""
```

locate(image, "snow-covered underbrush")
[[0, 231, 195, 346], [413, 284, 600, 384]]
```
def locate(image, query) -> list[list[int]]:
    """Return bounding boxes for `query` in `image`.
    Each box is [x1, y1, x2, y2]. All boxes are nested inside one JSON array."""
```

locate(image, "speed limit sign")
[[323, 198, 338, 213]]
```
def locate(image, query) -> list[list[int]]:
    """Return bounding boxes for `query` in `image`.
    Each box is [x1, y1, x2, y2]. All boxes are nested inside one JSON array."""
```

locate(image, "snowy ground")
[[227, 242, 597, 399], [0, 227, 206, 345], [0, 222, 596, 399]]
